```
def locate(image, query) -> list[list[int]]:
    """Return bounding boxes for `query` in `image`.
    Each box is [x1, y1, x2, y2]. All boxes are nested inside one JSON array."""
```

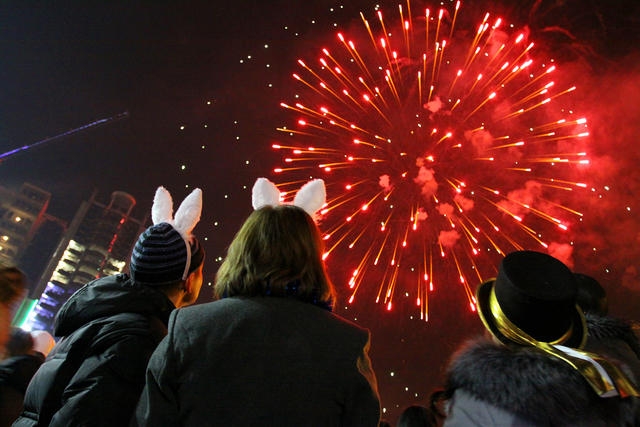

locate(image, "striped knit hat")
[[129, 187, 203, 286]]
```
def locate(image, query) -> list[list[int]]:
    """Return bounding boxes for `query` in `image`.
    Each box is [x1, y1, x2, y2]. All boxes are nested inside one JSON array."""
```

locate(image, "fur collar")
[[587, 314, 640, 359], [445, 338, 635, 425]]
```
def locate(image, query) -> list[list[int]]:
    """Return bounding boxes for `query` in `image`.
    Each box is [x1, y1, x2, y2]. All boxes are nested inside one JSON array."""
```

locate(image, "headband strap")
[[181, 237, 192, 281]]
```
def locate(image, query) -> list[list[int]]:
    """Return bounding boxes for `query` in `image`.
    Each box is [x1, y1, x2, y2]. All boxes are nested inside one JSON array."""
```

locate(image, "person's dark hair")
[[397, 404, 436, 427], [5, 327, 33, 357], [0, 266, 27, 304], [215, 205, 335, 308], [429, 389, 448, 421], [151, 278, 188, 294]]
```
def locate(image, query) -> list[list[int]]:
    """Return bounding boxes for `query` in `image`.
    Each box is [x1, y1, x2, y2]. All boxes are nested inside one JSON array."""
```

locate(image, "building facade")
[[0, 183, 52, 267], [21, 190, 147, 332]]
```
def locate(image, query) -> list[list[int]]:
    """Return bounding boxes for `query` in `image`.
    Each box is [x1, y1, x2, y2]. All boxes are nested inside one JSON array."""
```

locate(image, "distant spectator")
[[428, 389, 447, 426], [397, 404, 436, 427], [3, 329, 33, 358], [0, 328, 54, 426], [0, 267, 27, 308], [0, 267, 27, 359]]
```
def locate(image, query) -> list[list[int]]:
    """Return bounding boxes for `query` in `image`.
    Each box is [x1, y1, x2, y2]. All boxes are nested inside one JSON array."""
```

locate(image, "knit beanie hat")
[[130, 187, 204, 286]]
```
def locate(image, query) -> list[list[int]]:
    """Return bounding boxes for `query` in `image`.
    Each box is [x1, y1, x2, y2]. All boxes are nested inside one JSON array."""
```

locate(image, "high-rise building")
[[21, 190, 147, 332], [18, 215, 67, 294], [0, 183, 52, 267]]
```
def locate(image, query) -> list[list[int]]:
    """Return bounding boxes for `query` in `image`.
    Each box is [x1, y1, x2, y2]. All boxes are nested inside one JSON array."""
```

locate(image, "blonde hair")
[[215, 205, 335, 307]]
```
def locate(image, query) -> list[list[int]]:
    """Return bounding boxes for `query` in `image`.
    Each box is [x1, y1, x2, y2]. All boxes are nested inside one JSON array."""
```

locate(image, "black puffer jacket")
[[0, 353, 44, 426], [13, 274, 175, 427]]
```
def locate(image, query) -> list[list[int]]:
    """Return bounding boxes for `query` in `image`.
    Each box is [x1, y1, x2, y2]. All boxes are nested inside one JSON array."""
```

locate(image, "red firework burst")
[[272, 1, 590, 320]]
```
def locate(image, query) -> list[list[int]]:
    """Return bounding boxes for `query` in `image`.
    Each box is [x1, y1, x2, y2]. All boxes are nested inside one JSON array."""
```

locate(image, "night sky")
[[1, 0, 640, 423]]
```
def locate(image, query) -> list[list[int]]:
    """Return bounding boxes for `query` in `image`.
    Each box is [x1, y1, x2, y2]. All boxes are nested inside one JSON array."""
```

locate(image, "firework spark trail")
[[273, 1, 590, 320]]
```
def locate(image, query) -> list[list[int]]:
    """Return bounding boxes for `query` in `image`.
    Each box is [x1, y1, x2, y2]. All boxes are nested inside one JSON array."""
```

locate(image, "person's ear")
[[182, 277, 192, 294]]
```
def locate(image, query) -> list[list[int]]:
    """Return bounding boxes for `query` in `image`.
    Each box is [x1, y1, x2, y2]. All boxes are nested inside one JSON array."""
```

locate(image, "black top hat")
[[476, 250, 587, 349]]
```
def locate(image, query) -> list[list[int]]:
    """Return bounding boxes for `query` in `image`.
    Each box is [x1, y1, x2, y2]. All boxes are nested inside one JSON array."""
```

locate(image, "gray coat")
[[134, 296, 381, 426]]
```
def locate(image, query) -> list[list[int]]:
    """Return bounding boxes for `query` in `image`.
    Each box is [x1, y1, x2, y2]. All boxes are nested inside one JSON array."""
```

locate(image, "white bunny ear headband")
[[152, 186, 203, 239], [252, 177, 326, 220], [151, 186, 203, 280]]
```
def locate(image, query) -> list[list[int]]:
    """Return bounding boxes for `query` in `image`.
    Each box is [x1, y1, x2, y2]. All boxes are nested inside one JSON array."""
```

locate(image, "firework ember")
[[273, 1, 590, 320]]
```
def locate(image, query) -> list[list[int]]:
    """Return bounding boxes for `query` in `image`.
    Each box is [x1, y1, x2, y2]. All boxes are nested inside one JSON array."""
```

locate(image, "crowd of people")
[[1, 178, 639, 426]]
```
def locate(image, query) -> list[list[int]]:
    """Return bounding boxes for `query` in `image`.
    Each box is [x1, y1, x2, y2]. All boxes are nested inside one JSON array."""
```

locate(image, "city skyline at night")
[[2, 0, 639, 421]]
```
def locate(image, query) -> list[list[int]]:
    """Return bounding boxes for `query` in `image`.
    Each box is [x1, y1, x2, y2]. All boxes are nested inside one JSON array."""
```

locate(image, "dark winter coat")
[[134, 296, 381, 427], [443, 338, 640, 426], [0, 353, 44, 427], [12, 274, 175, 427]]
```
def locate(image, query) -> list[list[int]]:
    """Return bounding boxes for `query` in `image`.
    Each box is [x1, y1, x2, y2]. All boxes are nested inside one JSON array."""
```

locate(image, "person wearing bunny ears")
[[13, 187, 205, 427], [134, 178, 381, 426]]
